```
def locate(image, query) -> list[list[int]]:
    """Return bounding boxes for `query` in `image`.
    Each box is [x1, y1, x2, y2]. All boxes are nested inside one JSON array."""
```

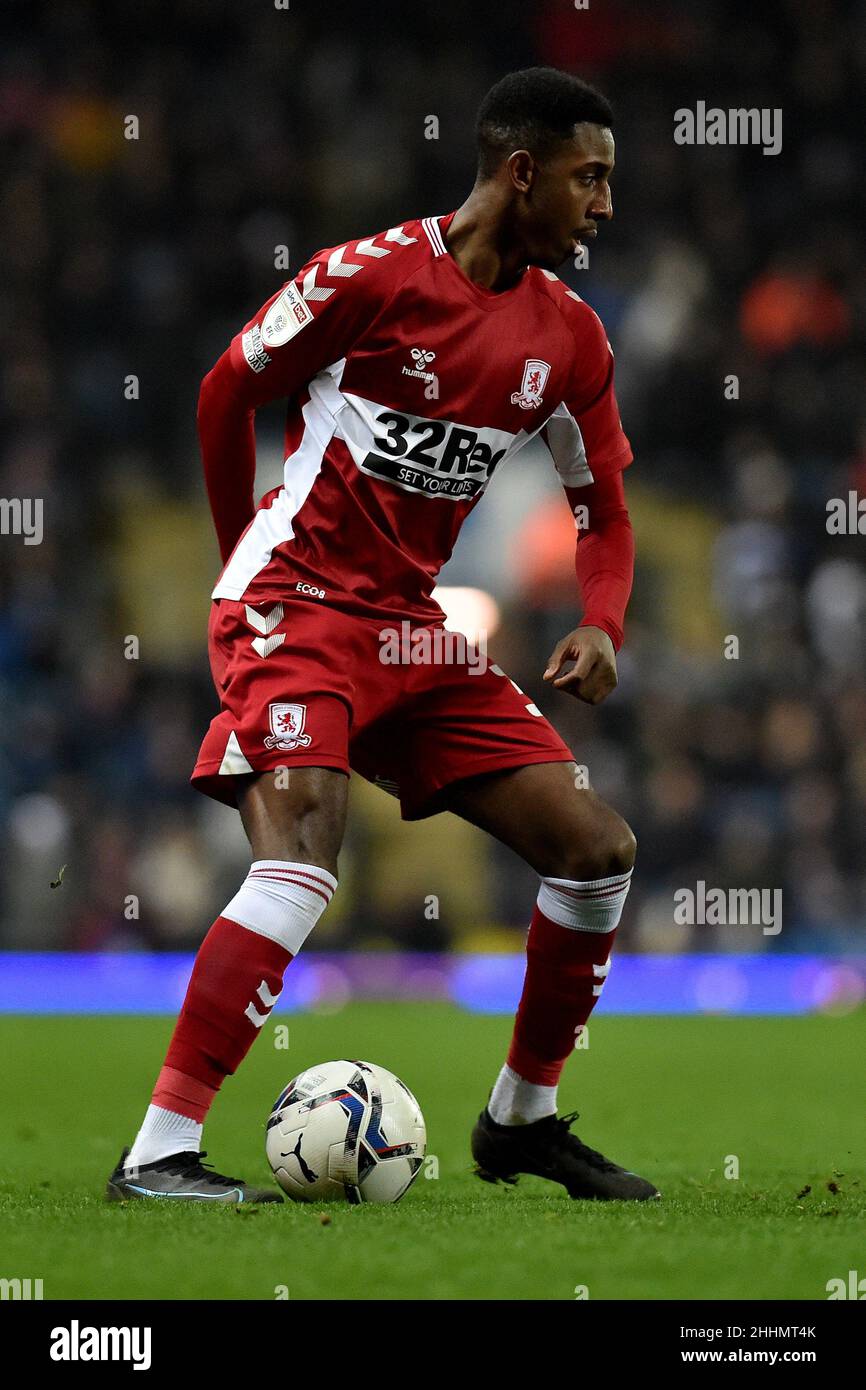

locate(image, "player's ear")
[[506, 149, 536, 193]]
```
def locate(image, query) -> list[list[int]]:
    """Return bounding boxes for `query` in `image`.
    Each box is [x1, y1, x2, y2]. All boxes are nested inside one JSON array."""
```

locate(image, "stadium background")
[[1, 0, 864, 988]]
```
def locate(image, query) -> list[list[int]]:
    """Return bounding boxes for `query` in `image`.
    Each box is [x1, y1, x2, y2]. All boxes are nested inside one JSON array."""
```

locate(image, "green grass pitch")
[[0, 1006, 863, 1301]]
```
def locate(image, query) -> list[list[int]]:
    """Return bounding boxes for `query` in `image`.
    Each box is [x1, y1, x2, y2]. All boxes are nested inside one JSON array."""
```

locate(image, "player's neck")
[[445, 192, 529, 294]]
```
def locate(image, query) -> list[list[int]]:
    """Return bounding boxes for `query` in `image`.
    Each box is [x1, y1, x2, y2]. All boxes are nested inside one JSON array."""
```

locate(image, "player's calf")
[[486, 863, 634, 1123], [452, 767, 655, 1196], [108, 769, 346, 1203]]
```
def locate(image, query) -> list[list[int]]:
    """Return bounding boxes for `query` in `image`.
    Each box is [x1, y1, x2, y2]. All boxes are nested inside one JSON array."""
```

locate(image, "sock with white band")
[[125, 860, 337, 1169], [489, 868, 633, 1126], [221, 859, 337, 954]]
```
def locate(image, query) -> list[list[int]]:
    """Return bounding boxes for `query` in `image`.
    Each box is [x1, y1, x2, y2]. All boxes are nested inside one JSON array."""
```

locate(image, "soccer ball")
[[265, 1059, 426, 1203]]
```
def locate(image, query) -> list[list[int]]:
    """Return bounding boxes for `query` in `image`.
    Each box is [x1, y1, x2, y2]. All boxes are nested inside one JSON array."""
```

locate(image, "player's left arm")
[[543, 468, 634, 703], [542, 301, 635, 704]]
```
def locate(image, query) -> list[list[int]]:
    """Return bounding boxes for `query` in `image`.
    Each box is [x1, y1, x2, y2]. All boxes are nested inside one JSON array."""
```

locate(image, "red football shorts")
[[191, 598, 575, 820]]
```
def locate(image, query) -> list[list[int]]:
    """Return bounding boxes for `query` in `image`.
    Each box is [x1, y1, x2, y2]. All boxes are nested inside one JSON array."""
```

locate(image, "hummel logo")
[[242, 228, 418, 378], [403, 347, 437, 384], [592, 959, 611, 998], [301, 226, 418, 302], [244, 602, 285, 658], [245, 979, 281, 1028]]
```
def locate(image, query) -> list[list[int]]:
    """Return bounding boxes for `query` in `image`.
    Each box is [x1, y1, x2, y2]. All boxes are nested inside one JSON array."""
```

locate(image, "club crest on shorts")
[[265, 703, 312, 750], [510, 358, 550, 410]]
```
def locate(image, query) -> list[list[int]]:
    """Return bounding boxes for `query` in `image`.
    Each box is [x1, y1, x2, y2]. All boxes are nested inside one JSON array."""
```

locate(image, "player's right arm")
[[197, 245, 393, 563]]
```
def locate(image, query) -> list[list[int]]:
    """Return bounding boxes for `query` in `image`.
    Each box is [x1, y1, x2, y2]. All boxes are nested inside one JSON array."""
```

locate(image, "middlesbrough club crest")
[[265, 703, 312, 751], [510, 358, 550, 410]]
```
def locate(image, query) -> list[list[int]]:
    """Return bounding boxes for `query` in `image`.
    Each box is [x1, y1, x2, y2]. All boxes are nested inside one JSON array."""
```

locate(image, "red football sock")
[[152, 915, 293, 1122], [125, 861, 337, 1167], [506, 906, 618, 1088]]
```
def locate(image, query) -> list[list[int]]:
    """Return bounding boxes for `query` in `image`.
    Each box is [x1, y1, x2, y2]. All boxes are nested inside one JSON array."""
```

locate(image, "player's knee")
[[248, 832, 340, 879], [551, 816, 636, 881], [606, 821, 637, 876], [274, 834, 340, 879]]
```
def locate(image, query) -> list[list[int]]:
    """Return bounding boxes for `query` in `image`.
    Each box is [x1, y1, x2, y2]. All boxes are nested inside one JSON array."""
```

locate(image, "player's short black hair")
[[475, 67, 614, 181]]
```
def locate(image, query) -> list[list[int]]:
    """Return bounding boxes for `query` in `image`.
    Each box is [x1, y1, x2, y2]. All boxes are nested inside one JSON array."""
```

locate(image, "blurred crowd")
[[1, 0, 864, 953]]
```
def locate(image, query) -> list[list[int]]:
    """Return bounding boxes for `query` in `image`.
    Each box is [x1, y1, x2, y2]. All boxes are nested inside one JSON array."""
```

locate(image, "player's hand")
[[542, 626, 617, 704]]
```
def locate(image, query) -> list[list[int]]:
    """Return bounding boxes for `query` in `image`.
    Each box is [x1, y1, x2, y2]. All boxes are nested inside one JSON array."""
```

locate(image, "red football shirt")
[[201, 211, 633, 625]]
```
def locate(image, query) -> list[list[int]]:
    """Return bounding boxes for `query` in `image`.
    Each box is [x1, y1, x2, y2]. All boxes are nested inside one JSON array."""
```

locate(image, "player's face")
[[524, 124, 615, 269]]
